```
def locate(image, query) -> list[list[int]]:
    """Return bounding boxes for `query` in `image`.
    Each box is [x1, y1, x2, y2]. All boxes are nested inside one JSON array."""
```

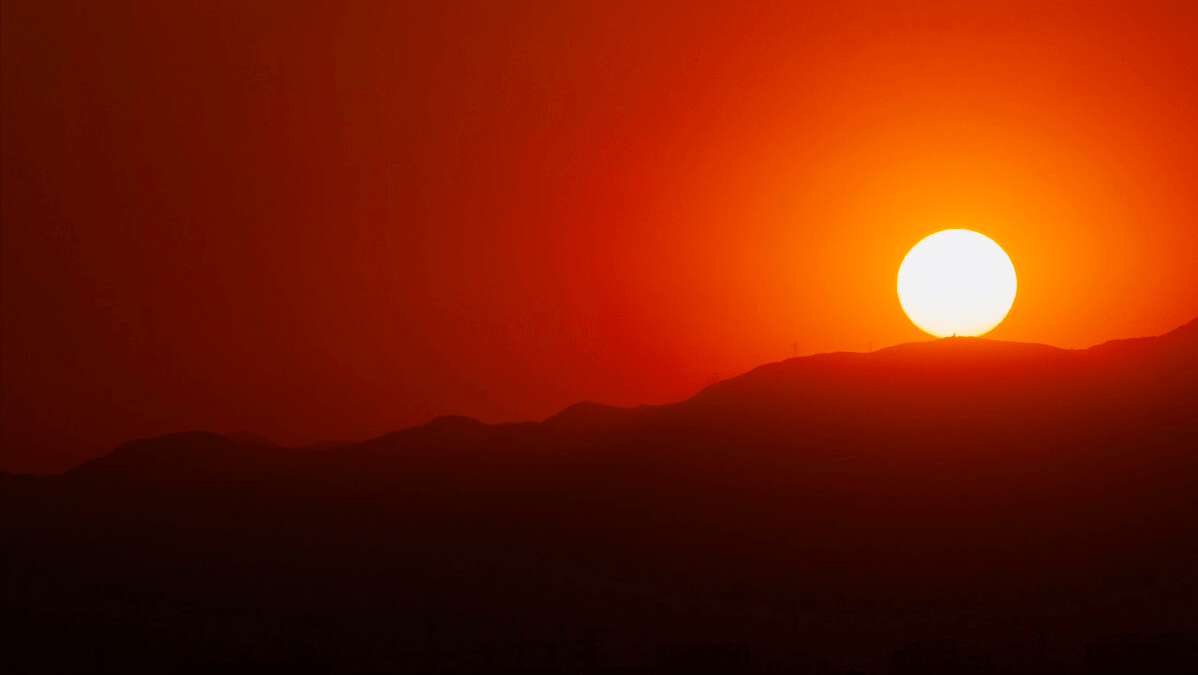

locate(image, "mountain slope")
[[2, 320, 1196, 672]]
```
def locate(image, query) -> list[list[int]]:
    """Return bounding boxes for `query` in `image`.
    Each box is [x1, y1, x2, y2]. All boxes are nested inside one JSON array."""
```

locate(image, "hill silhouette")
[[2, 320, 1196, 673]]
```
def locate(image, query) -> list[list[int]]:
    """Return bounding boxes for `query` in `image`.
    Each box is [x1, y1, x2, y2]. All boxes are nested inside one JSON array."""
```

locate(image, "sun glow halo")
[[897, 229, 1017, 337]]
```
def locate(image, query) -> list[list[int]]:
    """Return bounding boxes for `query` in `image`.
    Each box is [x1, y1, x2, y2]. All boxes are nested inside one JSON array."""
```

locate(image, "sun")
[[897, 229, 1017, 337]]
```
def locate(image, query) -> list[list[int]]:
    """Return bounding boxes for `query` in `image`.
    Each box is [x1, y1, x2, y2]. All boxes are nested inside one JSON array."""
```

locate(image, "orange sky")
[[2, 1, 1196, 467]]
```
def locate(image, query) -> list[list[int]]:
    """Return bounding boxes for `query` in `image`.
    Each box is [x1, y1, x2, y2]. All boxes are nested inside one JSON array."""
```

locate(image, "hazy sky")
[[3, 1, 1196, 466]]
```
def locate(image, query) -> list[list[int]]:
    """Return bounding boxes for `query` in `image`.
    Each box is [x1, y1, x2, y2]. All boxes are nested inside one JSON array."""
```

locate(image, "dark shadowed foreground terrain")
[[3, 320, 1196, 674]]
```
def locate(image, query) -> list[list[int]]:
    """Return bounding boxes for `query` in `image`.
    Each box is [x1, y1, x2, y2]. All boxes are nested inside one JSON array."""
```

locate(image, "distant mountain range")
[[3, 319, 1195, 673]]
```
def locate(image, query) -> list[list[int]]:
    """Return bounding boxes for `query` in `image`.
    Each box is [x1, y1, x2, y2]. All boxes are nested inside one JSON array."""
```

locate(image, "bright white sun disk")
[[897, 229, 1017, 337]]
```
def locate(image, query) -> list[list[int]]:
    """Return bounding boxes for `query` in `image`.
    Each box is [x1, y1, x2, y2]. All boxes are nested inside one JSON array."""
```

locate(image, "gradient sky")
[[3, 1, 1196, 470]]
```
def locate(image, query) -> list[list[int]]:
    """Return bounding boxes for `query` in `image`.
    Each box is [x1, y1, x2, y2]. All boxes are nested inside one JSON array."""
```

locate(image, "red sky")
[[3, 1, 1196, 471]]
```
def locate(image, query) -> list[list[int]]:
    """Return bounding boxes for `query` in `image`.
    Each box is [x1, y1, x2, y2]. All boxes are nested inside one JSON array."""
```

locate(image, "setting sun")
[[897, 229, 1017, 337]]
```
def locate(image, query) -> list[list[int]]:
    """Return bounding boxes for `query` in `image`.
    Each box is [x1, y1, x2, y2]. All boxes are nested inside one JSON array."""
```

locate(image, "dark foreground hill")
[[2, 320, 1196, 674]]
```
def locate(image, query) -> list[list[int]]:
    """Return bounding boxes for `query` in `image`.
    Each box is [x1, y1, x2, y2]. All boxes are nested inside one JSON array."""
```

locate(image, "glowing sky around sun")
[[2, 1, 1197, 473]]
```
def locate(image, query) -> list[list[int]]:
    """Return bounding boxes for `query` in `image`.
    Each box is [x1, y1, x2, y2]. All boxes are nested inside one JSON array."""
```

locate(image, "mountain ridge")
[[3, 319, 1195, 670], [4, 317, 1193, 485]]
